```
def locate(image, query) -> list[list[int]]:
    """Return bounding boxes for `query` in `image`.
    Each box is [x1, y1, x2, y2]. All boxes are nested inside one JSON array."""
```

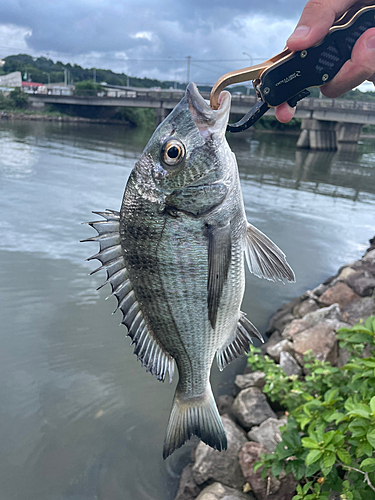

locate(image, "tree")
[[9, 88, 28, 108]]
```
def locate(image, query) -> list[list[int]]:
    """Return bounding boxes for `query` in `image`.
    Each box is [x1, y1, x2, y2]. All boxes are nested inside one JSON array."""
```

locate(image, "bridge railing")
[[32, 87, 375, 113]]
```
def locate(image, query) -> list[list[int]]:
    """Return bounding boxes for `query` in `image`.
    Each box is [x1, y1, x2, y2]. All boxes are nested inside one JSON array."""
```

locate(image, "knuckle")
[[300, 0, 335, 22]]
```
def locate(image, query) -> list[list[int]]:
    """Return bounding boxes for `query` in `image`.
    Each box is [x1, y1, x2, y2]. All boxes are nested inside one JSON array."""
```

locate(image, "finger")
[[287, 0, 356, 52], [275, 102, 296, 123], [320, 28, 375, 97]]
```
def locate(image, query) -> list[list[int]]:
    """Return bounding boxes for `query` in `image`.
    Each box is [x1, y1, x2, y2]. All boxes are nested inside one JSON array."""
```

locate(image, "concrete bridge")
[[29, 89, 375, 151]]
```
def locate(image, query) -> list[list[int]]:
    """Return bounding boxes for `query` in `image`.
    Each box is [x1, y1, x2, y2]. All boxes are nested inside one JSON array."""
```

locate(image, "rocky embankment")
[[174, 236, 375, 500]]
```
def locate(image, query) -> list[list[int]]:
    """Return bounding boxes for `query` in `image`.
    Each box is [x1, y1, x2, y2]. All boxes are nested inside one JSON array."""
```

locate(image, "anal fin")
[[216, 312, 264, 371]]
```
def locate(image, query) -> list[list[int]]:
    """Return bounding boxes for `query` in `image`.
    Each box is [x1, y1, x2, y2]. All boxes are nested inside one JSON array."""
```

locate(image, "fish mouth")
[[186, 82, 231, 138]]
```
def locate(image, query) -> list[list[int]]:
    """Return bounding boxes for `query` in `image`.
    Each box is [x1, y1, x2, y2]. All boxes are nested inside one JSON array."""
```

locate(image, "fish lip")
[[186, 82, 231, 138]]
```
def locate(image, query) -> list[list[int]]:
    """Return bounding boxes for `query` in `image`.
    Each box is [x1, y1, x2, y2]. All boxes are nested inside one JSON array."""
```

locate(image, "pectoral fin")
[[245, 223, 295, 283], [207, 222, 232, 329]]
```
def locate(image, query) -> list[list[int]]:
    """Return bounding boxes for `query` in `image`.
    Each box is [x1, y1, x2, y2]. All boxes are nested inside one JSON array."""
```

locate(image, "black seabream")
[[84, 83, 294, 458]]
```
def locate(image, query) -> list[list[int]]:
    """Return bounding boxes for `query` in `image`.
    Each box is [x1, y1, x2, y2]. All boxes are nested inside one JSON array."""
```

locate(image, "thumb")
[[287, 0, 354, 52]]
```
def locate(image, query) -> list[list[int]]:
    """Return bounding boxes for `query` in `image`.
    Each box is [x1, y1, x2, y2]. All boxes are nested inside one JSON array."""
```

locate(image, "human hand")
[[275, 0, 375, 123]]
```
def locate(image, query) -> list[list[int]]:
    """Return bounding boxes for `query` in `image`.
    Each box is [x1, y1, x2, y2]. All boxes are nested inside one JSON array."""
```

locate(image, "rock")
[[292, 323, 337, 364], [341, 297, 375, 325], [352, 260, 375, 277], [192, 415, 247, 490], [232, 387, 276, 431], [337, 267, 357, 282], [267, 312, 295, 335], [279, 351, 302, 376], [175, 464, 202, 500], [281, 319, 309, 339], [217, 395, 234, 416], [319, 282, 360, 308], [337, 346, 351, 368], [234, 371, 266, 391], [346, 271, 375, 297], [311, 283, 328, 297], [196, 482, 255, 500], [324, 319, 352, 333], [239, 442, 297, 500], [293, 299, 319, 317], [247, 417, 286, 452], [266, 339, 294, 362], [323, 274, 337, 286], [363, 248, 375, 263], [261, 331, 282, 355], [303, 303, 343, 327]]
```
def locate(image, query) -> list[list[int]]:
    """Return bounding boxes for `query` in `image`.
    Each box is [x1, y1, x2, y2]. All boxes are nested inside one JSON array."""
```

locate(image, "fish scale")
[[85, 82, 294, 458]]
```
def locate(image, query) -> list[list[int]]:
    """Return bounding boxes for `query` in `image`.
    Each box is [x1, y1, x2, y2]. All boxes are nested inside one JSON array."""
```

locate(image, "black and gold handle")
[[259, 5, 375, 107]]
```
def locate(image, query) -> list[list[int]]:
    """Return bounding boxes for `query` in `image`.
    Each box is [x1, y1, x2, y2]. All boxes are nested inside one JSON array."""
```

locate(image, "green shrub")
[[250, 316, 375, 499], [9, 87, 28, 108], [74, 80, 102, 96], [113, 107, 156, 128]]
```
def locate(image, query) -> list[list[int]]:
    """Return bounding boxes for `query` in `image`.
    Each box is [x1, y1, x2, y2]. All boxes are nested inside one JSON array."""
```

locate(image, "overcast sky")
[[0, 0, 372, 91], [0, 0, 308, 85]]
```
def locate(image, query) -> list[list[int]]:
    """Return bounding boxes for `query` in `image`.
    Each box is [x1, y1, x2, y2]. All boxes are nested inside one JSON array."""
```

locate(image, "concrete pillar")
[[297, 119, 363, 151], [297, 119, 337, 150], [336, 122, 363, 152], [155, 106, 168, 127], [296, 129, 309, 148]]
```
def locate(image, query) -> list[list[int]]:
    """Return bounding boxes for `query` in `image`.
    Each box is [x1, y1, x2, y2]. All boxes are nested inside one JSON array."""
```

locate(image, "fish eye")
[[160, 138, 185, 167]]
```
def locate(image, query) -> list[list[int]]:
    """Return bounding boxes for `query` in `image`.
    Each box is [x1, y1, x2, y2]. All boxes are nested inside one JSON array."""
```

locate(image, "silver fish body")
[[85, 83, 294, 458]]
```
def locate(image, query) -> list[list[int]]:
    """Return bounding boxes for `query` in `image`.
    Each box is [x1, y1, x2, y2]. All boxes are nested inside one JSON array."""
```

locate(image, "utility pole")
[[64, 69, 67, 86], [243, 52, 253, 95], [127, 75, 129, 87], [93, 68, 96, 84], [186, 56, 191, 87]]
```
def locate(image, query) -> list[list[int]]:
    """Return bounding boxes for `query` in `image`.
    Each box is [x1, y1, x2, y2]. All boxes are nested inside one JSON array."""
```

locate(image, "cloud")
[[0, 0, 306, 83]]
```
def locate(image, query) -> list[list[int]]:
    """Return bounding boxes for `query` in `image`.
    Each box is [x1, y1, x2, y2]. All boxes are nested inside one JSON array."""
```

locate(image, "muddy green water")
[[0, 120, 374, 500]]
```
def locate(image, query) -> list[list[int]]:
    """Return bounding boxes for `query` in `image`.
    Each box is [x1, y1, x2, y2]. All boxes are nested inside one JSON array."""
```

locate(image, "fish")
[[84, 82, 295, 459]]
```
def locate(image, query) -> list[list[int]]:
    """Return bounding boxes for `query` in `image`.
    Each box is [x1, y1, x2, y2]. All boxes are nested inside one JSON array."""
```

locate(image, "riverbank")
[[174, 236, 375, 500], [0, 110, 135, 126]]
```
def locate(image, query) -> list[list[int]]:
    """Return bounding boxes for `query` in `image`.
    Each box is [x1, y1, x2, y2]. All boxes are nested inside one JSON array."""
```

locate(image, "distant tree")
[[9, 88, 28, 108], [75, 80, 102, 96]]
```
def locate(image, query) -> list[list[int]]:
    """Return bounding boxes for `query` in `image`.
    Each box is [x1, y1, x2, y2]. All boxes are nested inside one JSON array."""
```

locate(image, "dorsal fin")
[[216, 312, 264, 371], [82, 210, 175, 382]]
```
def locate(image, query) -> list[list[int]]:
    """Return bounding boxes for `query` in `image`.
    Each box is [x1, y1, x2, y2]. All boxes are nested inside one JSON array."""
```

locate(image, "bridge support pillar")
[[297, 119, 337, 150], [155, 106, 168, 127], [336, 122, 363, 152]]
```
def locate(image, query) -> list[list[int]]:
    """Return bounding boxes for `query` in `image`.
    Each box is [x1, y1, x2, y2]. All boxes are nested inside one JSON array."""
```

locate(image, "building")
[[0, 71, 22, 88], [22, 81, 47, 94]]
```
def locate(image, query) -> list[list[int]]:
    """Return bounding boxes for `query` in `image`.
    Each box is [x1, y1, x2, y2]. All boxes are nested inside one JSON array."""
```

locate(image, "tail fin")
[[163, 385, 227, 459]]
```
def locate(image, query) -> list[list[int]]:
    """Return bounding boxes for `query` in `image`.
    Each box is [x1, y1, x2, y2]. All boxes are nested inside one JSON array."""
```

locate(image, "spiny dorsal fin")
[[245, 223, 295, 283], [216, 312, 264, 371], [83, 210, 175, 382]]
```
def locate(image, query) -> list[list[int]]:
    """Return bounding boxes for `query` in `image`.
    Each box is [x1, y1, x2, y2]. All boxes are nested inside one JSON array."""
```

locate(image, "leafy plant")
[[8, 87, 28, 108], [251, 316, 375, 500], [74, 80, 102, 96]]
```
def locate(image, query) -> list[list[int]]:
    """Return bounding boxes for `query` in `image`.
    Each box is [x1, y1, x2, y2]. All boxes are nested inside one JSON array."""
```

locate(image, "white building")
[[0, 71, 22, 88]]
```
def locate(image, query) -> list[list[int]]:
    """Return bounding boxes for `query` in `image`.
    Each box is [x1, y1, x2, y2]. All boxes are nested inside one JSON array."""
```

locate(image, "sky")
[[0, 0, 307, 86], [0, 0, 373, 92]]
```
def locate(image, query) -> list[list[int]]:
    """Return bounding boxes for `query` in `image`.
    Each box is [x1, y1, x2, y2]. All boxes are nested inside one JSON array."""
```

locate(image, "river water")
[[0, 120, 374, 500]]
